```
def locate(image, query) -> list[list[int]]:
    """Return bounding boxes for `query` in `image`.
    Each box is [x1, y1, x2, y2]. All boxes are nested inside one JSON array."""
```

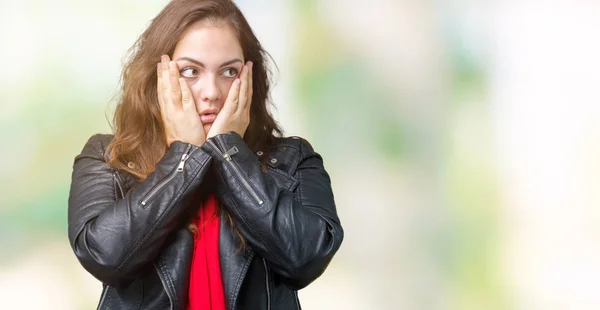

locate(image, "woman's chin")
[[203, 123, 212, 134]]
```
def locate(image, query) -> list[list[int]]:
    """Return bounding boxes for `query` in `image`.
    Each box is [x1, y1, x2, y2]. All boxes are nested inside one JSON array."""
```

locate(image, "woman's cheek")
[[186, 82, 202, 107], [220, 79, 235, 97]]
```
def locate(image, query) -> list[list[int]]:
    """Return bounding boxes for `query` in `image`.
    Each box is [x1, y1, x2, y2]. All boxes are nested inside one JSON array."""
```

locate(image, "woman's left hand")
[[207, 61, 253, 139]]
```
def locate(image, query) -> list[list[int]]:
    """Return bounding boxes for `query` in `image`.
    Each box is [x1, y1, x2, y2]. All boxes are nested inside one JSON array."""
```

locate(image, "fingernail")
[[161, 55, 168, 62], [169, 61, 175, 70]]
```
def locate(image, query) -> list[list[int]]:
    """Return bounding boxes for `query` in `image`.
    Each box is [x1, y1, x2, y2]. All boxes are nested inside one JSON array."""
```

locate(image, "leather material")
[[68, 132, 344, 310]]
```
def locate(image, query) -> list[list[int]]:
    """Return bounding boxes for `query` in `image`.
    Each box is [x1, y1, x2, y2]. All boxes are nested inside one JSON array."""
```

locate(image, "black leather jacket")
[[68, 131, 343, 310]]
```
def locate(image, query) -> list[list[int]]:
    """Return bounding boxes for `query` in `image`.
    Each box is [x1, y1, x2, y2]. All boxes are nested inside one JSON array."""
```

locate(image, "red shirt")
[[187, 194, 226, 310]]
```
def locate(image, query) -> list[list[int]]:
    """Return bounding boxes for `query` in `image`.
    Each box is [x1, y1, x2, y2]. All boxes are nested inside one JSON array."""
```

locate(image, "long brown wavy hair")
[[105, 0, 283, 241]]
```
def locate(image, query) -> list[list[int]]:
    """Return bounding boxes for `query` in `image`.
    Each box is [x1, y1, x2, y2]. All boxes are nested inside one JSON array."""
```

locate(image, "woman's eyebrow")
[[176, 57, 243, 68]]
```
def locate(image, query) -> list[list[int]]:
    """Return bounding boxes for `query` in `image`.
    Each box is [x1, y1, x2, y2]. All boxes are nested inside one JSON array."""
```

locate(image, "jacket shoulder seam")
[[82, 133, 114, 161], [279, 136, 315, 158]]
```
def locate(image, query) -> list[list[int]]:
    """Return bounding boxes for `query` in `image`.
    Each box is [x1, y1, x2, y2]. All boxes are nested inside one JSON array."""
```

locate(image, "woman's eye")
[[180, 68, 197, 78], [223, 68, 238, 78]]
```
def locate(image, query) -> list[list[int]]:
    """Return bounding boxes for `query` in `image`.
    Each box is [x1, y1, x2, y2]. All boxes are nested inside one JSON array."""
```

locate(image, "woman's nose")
[[199, 76, 221, 102]]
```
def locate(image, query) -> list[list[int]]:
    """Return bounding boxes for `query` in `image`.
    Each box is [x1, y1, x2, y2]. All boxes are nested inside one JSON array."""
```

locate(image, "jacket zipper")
[[206, 137, 264, 205], [96, 285, 109, 310], [154, 262, 174, 310], [263, 258, 271, 310], [140, 145, 195, 207]]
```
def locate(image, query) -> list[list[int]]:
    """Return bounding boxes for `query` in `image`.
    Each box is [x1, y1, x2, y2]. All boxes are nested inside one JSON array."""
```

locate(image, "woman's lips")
[[200, 113, 217, 123]]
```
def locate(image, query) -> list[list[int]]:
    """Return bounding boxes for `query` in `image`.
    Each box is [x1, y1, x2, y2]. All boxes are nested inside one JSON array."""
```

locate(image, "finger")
[[178, 77, 197, 114], [158, 60, 169, 143], [224, 78, 241, 114], [160, 55, 172, 109], [169, 61, 182, 108], [247, 61, 253, 113], [237, 64, 249, 114], [157, 63, 165, 111]]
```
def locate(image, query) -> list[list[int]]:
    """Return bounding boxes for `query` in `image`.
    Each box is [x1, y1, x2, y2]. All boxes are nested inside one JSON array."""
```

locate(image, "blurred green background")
[[1, 0, 600, 309]]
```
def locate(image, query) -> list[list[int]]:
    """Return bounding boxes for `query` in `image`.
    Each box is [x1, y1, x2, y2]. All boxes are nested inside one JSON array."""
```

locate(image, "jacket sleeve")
[[68, 134, 213, 286], [201, 131, 344, 289]]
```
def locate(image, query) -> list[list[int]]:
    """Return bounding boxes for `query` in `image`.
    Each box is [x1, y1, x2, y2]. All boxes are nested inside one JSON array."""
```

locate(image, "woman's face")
[[172, 21, 244, 134]]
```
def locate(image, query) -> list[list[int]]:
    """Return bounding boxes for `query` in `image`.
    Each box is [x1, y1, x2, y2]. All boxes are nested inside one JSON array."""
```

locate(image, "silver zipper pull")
[[223, 146, 239, 161], [176, 153, 189, 171]]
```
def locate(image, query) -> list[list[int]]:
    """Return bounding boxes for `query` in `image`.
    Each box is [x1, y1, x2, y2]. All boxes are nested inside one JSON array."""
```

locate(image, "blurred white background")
[[0, 0, 599, 309]]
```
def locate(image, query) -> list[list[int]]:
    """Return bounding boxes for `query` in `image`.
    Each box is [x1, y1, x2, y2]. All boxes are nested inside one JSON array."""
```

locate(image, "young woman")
[[67, 0, 344, 309]]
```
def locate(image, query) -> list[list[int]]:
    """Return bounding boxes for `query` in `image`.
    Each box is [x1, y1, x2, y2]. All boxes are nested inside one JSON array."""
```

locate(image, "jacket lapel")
[[155, 228, 195, 309], [219, 213, 254, 310]]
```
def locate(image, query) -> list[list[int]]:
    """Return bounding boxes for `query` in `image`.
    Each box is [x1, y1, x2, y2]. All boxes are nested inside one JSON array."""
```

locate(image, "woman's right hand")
[[157, 55, 205, 147]]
